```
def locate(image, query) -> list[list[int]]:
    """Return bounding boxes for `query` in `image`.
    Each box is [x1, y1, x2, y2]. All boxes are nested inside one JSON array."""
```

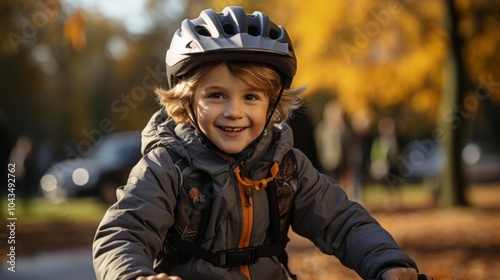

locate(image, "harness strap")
[[157, 148, 298, 279], [168, 235, 285, 268], [266, 174, 298, 280]]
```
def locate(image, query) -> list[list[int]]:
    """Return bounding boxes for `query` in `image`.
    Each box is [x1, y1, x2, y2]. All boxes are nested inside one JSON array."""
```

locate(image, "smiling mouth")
[[219, 126, 246, 132]]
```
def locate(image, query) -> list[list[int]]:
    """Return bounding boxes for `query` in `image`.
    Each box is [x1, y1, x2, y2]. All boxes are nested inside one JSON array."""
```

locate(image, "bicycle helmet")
[[165, 6, 296, 89]]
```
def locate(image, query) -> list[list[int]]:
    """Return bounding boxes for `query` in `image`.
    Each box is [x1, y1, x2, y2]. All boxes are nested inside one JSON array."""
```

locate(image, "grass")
[[338, 181, 438, 211], [361, 183, 436, 207], [1, 197, 109, 224]]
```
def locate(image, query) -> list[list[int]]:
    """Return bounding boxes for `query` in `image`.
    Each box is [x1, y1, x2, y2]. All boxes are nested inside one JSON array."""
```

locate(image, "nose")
[[223, 100, 244, 119]]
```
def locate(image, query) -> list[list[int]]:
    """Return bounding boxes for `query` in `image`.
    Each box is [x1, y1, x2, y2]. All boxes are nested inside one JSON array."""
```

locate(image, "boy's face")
[[192, 64, 270, 155]]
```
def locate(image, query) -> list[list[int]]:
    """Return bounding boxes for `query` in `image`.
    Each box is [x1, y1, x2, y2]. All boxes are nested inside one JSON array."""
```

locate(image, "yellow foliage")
[[202, 0, 499, 114], [63, 9, 86, 52], [412, 89, 439, 113], [249, 0, 448, 115]]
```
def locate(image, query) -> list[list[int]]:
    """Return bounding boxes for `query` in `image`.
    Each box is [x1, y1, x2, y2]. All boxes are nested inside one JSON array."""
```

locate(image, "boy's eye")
[[244, 93, 262, 101], [208, 92, 224, 99]]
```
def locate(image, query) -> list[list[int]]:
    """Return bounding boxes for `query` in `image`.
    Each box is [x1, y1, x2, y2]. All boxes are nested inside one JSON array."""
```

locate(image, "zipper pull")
[[244, 186, 252, 207]]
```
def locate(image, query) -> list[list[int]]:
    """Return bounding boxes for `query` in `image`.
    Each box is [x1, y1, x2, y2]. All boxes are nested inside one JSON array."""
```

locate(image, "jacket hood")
[[141, 109, 183, 157], [141, 109, 294, 175]]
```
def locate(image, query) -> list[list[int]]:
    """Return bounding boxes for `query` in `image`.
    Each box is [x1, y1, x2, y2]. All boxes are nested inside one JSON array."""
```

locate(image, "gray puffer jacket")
[[92, 109, 417, 280]]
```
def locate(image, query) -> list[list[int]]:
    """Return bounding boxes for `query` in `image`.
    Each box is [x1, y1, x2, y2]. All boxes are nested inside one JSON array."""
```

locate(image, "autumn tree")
[[438, 0, 500, 207]]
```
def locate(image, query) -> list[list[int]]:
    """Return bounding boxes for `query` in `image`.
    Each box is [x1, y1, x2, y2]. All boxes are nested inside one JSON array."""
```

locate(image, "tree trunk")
[[438, 0, 468, 207]]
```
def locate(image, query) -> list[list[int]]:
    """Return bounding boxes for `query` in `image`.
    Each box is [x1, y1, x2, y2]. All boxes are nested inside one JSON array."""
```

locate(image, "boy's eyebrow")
[[200, 84, 263, 93], [200, 85, 226, 92]]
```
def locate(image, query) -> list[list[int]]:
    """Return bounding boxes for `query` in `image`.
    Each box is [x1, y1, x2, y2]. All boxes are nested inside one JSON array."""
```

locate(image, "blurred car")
[[399, 139, 500, 184], [461, 141, 500, 183], [398, 139, 444, 183], [40, 131, 142, 204]]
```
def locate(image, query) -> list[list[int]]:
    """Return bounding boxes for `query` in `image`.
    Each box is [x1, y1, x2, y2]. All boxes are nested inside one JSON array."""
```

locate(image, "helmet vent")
[[248, 25, 259, 36], [195, 25, 211, 36], [269, 28, 280, 40], [222, 23, 236, 35]]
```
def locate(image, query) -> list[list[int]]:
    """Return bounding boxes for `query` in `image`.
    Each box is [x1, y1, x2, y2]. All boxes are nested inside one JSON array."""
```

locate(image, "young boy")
[[92, 6, 431, 280]]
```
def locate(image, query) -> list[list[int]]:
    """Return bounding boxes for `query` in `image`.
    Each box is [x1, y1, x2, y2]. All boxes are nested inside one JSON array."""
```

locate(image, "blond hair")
[[155, 61, 304, 127]]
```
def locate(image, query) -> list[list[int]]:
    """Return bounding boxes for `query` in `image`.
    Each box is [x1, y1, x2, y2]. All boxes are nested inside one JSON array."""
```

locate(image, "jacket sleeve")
[[290, 149, 417, 279], [92, 147, 179, 280]]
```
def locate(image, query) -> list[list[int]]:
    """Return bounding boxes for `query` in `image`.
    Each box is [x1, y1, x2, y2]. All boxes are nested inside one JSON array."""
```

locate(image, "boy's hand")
[[381, 267, 433, 280], [136, 273, 182, 280]]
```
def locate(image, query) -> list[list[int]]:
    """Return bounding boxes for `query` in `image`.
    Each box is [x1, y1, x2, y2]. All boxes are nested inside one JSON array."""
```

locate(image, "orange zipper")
[[237, 183, 253, 279], [233, 163, 278, 279]]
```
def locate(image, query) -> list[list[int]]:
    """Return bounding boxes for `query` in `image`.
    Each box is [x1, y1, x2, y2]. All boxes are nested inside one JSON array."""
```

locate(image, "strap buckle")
[[216, 246, 259, 267]]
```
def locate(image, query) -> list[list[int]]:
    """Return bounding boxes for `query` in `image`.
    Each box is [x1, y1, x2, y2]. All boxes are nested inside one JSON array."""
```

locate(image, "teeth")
[[222, 127, 243, 132]]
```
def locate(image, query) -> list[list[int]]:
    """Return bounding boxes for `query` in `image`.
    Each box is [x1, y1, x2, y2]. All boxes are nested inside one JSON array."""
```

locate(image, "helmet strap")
[[264, 82, 285, 129]]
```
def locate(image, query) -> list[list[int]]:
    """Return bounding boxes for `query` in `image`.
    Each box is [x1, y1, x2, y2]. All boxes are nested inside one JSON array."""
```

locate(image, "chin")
[[222, 148, 244, 155], [217, 144, 245, 155]]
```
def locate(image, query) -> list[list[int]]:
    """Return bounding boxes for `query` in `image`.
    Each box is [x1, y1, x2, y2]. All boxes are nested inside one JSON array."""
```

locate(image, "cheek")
[[192, 98, 208, 119], [254, 104, 271, 126], [193, 105, 202, 121], [194, 103, 222, 136]]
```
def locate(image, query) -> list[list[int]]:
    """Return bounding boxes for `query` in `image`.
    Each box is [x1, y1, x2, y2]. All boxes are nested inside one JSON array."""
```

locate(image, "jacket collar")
[[141, 109, 294, 177]]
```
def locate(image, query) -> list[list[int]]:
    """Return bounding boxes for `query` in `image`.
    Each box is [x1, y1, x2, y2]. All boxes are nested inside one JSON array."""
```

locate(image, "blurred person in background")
[[370, 117, 400, 182], [315, 100, 348, 181], [0, 109, 15, 211], [369, 117, 403, 208], [9, 134, 38, 210]]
